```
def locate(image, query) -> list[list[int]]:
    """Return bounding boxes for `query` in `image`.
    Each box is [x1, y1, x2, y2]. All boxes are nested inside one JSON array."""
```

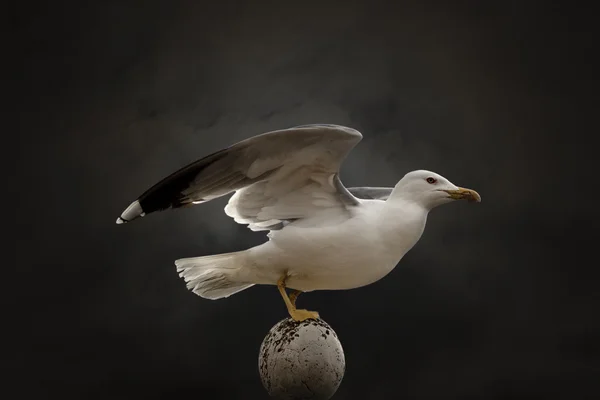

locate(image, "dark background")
[[11, 1, 598, 399]]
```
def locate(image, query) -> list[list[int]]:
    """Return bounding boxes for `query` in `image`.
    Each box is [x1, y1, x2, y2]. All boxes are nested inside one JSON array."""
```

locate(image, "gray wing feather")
[[347, 187, 393, 201]]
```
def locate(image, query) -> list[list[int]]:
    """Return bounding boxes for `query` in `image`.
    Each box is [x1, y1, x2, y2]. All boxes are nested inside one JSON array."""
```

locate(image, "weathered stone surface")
[[259, 318, 345, 400]]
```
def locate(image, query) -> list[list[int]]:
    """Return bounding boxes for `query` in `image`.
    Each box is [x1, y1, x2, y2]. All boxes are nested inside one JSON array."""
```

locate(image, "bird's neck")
[[378, 199, 429, 257]]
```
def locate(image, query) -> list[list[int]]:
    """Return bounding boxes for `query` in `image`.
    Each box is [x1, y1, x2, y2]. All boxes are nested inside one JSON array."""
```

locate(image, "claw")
[[277, 276, 319, 321], [290, 309, 320, 322]]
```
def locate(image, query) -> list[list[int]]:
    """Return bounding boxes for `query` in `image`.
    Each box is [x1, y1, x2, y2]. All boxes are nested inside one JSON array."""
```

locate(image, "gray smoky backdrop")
[[10, 1, 598, 399]]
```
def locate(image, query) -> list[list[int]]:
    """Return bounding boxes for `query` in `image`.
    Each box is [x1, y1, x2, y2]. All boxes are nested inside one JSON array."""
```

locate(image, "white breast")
[[247, 199, 428, 292]]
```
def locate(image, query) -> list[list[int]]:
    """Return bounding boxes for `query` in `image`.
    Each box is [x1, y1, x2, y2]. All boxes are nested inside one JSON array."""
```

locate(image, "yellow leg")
[[289, 289, 302, 307], [277, 276, 319, 322]]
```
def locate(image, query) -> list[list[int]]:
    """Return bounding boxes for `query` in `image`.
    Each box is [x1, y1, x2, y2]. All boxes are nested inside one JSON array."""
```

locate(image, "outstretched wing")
[[116, 124, 363, 230], [347, 187, 393, 201]]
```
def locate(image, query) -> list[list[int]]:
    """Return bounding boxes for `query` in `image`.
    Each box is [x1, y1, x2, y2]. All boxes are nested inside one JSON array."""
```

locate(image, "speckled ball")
[[259, 318, 345, 400]]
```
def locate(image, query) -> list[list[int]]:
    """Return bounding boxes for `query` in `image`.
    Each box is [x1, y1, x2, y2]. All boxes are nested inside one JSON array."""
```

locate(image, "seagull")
[[116, 124, 481, 321]]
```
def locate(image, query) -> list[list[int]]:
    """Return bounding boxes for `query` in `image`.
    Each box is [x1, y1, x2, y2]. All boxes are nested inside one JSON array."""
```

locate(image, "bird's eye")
[[426, 177, 437, 184]]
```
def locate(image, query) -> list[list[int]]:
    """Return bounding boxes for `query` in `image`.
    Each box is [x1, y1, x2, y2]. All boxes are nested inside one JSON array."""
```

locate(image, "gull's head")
[[393, 170, 481, 210]]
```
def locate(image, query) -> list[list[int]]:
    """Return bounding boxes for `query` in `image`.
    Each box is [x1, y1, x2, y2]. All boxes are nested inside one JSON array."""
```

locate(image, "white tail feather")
[[175, 252, 254, 299]]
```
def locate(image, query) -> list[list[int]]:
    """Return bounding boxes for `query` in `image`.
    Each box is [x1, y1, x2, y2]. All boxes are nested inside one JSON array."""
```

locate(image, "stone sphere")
[[259, 318, 345, 399]]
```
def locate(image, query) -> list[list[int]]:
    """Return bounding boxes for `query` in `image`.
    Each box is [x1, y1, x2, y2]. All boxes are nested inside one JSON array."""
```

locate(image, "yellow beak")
[[444, 187, 481, 203]]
